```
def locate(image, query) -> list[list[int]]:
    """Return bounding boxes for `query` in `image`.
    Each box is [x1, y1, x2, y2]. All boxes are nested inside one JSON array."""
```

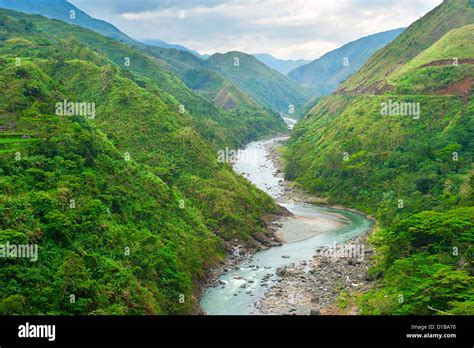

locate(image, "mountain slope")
[[253, 53, 310, 75], [141, 46, 274, 115], [143, 38, 202, 57], [0, 9, 282, 315], [388, 24, 474, 82], [0, 0, 136, 45], [339, 0, 474, 94], [9, 9, 286, 146], [285, 0, 474, 315], [0, 1, 286, 141], [288, 28, 404, 96], [206, 51, 311, 114]]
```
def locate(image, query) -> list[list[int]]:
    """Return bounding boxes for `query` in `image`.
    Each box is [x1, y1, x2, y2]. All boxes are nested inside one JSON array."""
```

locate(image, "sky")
[[69, 0, 443, 60]]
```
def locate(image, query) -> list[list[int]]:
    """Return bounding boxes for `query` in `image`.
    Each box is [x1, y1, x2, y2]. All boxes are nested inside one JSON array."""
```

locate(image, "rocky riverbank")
[[198, 134, 377, 315], [250, 137, 378, 315], [195, 205, 292, 314], [253, 233, 375, 315]]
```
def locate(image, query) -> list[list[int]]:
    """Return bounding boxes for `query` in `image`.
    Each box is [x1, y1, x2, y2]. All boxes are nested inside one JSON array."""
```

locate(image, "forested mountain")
[[0, 0, 287, 138], [339, 0, 474, 94], [253, 53, 310, 75], [0, 9, 283, 314], [285, 0, 474, 314], [206, 51, 311, 114], [142, 39, 202, 58], [0, 0, 136, 45], [288, 28, 404, 96]]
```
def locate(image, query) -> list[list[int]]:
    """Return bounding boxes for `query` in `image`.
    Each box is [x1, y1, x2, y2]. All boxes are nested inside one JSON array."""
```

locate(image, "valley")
[[0, 0, 472, 318], [200, 124, 374, 315]]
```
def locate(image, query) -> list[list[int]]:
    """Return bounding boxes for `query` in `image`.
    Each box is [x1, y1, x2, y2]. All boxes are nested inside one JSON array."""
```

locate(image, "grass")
[[389, 24, 474, 82]]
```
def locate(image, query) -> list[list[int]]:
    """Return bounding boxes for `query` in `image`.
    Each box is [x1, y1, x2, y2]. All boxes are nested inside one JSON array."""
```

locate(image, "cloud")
[[69, 0, 442, 60]]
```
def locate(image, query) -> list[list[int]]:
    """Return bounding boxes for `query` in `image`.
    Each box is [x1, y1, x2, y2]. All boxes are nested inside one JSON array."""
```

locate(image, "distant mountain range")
[[0, 0, 310, 115], [0, 0, 136, 45], [0, 0, 408, 114], [288, 28, 405, 95], [253, 54, 311, 75], [206, 52, 310, 114], [142, 39, 202, 58]]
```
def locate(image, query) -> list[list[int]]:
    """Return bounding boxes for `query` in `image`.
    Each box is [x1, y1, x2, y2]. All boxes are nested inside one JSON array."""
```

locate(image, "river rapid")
[[200, 118, 373, 315]]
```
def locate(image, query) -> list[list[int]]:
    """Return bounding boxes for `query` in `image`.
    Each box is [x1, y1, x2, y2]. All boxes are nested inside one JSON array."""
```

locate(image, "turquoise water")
[[200, 203, 372, 315], [200, 130, 373, 315]]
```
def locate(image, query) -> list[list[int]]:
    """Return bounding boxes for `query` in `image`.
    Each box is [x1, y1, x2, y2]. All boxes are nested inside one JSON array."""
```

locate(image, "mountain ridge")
[[288, 28, 404, 96], [253, 53, 310, 75]]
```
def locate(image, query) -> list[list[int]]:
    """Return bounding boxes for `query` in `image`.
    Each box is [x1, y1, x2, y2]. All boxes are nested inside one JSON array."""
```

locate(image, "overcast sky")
[[69, 0, 442, 60]]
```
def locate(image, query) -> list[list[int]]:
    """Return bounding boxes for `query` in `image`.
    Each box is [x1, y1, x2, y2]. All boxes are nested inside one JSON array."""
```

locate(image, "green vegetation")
[[0, 10, 280, 315], [389, 24, 474, 81], [360, 208, 473, 315], [285, 0, 474, 315], [0, 0, 137, 45], [340, 0, 474, 93], [0, 1, 287, 143], [2, 9, 285, 149], [288, 28, 404, 96], [206, 51, 310, 115]]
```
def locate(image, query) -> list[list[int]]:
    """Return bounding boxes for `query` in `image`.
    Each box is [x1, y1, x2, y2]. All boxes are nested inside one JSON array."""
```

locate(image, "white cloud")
[[70, 0, 443, 60]]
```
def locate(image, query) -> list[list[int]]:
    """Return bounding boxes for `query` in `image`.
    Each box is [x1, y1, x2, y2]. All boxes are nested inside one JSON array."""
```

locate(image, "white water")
[[200, 118, 373, 315]]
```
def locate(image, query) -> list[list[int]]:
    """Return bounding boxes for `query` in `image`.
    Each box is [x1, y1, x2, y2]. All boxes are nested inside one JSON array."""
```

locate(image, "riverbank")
[[195, 205, 291, 314], [254, 137, 378, 315], [199, 131, 376, 315]]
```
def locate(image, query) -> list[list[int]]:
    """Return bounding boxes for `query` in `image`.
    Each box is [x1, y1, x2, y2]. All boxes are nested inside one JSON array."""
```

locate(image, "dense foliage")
[[206, 51, 310, 114], [340, 0, 474, 93], [0, 10, 280, 314], [360, 208, 473, 315], [285, 2, 474, 315]]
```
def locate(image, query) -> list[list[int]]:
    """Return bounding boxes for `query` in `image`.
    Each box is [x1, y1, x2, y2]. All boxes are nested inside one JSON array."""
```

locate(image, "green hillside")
[[0, 10, 280, 315], [339, 0, 474, 94], [0, 1, 287, 138], [146, 48, 279, 119], [389, 24, 474, 81], [206, 51, 311, 115], [285, 0, 474, 315], [3, 10, 286, 148], [0, 0, 136, 45], [288, 28, 404, 96]]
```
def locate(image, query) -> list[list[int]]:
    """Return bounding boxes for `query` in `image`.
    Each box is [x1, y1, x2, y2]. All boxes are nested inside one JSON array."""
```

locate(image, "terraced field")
[[0, 133, 36, 154]]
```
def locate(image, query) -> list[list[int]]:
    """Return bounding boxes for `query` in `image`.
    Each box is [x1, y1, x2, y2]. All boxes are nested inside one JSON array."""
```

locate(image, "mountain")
[[0, 0, 136, 45], [339, 0, 474, 94], [253, 53, 310, 75], [0, 0, 286, 137], [288, 28, 404, 96], [285, 0, 474, 315], [18, 9, 286, 146], [142, 38, 202, 57], [206, 51, 311, 114], [0, 8, 283, 315]]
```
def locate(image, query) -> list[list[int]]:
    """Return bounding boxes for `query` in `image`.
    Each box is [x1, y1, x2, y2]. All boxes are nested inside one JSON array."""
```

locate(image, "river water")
[[200, 119, 373, 315]]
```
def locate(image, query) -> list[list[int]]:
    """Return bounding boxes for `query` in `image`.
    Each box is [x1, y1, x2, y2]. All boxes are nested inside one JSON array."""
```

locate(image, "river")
[[200, 118, 373, 315]]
